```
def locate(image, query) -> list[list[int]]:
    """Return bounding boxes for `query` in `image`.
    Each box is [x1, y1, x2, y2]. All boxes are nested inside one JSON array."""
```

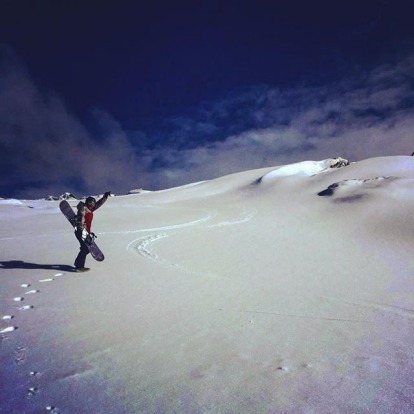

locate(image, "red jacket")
[[84, 210, 94, 233], [79, 195, 108, 233]]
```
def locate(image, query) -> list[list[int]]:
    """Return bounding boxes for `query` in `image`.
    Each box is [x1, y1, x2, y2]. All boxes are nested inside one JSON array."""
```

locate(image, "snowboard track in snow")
[[127, 204, 256, 277]]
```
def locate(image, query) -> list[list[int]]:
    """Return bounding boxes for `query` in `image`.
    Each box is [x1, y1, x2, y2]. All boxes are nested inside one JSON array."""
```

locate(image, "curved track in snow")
[[126, 204, 256, 276]]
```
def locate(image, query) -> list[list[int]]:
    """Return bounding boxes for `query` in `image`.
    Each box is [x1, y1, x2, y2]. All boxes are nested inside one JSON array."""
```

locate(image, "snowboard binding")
[[84, 232, 97, 246]]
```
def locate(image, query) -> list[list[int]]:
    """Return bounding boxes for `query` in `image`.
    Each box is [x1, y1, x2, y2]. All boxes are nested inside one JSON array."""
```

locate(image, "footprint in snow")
[[0, 326, 17, 334], [14, 346, 26, 366], [26, 387, 39, 398], [276, 362, 313, 373], [46, 405, 62, 413], [19, 305, 34, 311]]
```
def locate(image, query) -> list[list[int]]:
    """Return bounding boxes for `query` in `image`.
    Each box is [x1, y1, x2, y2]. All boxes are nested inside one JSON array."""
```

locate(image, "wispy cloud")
[[146, 54, 414, 187], [0, 46, 144, 198], [1, 45, 413, 198]]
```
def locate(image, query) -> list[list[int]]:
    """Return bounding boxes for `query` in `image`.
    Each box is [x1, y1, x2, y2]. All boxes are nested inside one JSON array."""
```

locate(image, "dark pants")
[[74, 230, 90, 268]]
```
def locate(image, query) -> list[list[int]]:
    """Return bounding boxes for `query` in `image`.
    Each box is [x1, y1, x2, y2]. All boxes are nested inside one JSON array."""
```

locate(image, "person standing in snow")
[[74, 192, 111, 272]]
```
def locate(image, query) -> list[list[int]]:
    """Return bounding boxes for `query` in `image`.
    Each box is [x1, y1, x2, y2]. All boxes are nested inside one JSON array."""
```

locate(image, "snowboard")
[[59, 200, 105, 262]]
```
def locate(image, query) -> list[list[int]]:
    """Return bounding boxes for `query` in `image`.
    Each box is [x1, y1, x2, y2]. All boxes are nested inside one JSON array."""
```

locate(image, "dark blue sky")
[[1, 0, 414, 198]]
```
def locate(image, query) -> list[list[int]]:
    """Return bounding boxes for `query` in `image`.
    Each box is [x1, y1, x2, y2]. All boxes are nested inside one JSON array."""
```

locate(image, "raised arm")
[[94, 191, 111, 211]]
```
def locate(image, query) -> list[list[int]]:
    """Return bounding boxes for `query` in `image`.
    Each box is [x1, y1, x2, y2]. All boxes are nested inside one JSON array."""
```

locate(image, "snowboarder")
[[74, 192, 111, 272]]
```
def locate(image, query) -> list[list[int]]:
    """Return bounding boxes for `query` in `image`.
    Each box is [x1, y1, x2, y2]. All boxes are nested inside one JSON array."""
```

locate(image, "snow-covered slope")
[[1, 156, 414, 413]]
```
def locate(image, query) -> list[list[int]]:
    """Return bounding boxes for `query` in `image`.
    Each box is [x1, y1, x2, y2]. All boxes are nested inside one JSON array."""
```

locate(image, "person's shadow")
[[0, 261, 75, 272]]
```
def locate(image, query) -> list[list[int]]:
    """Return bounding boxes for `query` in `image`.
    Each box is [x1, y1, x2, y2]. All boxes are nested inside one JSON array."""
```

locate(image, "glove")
[[104, 191, 111, 198], [85, 233, 97, 245]]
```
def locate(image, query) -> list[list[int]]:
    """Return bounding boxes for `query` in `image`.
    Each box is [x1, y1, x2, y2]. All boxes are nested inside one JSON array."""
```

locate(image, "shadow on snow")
[[0, 261, 75, 272]]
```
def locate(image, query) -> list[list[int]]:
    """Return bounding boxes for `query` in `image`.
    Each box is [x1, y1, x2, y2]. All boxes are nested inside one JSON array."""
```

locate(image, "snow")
[[0, 198, 25, 205], [260, 157, 350, 180], [1, 156, 414, 413]]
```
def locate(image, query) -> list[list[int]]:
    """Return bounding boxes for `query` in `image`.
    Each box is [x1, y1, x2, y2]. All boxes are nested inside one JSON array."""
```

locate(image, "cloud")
[[149, 54, 414, 187], [1, 46, 414, 198], [0, 46, 144, 198]]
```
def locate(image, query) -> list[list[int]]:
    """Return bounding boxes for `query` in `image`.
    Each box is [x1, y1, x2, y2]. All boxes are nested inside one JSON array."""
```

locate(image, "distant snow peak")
[[0, 198, 24, 205], [128, 188, 151, 195], [45, 192, 77, 201], [259, 157, 350, 183], [328, 157, 350, 169], [60, 192, 77, 200]]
